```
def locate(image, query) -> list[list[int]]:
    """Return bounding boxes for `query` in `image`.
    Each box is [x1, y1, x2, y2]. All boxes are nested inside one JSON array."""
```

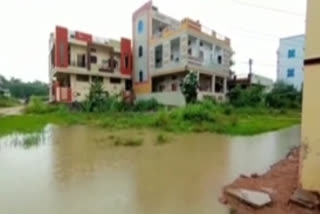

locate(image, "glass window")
[[125, 56, 129, 69], [76, 75, 89, 82], [288, 49, 296, 58], [287, 68, 295, 78], [110, 78, 121, 84], [139, 70, 143, 82], [90, 56, 97, 64], [138, 20, 144, 34], [139, 46, 143, 57]]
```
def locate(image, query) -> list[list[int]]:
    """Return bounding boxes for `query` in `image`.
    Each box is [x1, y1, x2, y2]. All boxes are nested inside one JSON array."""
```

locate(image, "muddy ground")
[[221, 148, 320, 214]]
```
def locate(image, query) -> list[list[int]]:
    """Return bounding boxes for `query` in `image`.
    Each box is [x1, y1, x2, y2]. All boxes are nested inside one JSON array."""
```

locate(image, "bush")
[[83, 81, 109, 112], [0, 96, 19, 107], [228, 85, 265, 107], [181, 72, 199, 104], [153, 110, 170, 127], [182, 104, 216, 122], [25, 97, 67, 114], [265, 82, 302, 109], [113, 137, 143, 147], [133, 98, 161, 112], [155, 133, 170, 145]]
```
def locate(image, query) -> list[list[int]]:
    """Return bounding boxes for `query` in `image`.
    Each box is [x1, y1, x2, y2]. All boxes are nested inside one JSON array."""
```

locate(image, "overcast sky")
[[0, 0, 306, 83]]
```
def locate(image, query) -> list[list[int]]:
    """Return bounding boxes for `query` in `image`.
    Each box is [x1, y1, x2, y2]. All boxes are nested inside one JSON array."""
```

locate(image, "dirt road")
[[0, 106, 24, 116]]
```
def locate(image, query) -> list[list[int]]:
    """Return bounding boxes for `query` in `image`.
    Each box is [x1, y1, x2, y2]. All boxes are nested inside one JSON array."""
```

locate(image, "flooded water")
[[0, 125, 300, 214]]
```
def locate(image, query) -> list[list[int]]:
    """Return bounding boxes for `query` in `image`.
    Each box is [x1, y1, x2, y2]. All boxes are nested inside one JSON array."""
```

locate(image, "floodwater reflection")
[[0, 125, 300, 214]]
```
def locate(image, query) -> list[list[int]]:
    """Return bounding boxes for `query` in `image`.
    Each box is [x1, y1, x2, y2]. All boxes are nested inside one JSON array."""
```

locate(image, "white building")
[[277, 35, 305, 91], [132, 2, 233, 106]]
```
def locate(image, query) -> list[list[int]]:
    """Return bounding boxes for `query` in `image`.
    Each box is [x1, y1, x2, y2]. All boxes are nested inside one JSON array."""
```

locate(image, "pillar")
[[300, 0, 320, 192]]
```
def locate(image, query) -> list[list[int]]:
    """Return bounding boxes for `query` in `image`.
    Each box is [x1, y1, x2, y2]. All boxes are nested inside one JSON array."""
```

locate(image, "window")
[[138, 20, 144, 34], [125, 56, 129, 69], [199, 51, 204, 61], [92, 76, 103, 83], [288, 49, 296, 58], [76, 75, 89, 82], [217, 55, 222, 64], [287, 68, 295, 78], [90, 48, 96, 53], [171, 83, 177, 91], [215, 76, 224, 93], [125, 80, 132, 91], [139, 70, 144, 82], [139, 46, 143, 57], [77, 54, 86, 67], [188, 48, 192, 56], [90, 56, 97, 64], [110, 78, 121, 84], [200, 41, 203, 47]]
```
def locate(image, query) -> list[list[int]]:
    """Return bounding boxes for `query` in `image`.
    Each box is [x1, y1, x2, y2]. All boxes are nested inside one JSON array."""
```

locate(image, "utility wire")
[[232, 0, 305, 17]]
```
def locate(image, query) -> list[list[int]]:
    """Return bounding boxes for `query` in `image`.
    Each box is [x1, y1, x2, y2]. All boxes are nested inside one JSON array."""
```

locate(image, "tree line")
[[0, 75, 48, 99]]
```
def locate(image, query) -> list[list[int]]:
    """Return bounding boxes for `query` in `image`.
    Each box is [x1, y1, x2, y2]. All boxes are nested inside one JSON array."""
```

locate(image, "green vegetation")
[[23, 134, 41, 148], [0, 96, 20, 107], [0, 75, 48, 99], [0, 81, 301, 137], [266, 82, 302, 109], [156, 133, 171, 145], [0, 99, 300, 137], [113, 137, 144, 147], [80, 81, 161, 113], [228, 82, 302, 109], [181, 72, 199, 104]]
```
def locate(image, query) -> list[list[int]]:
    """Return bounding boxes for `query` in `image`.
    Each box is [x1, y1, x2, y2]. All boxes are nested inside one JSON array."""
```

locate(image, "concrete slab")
[[290, 189, 320, 209], [226, 188, 272, 208]]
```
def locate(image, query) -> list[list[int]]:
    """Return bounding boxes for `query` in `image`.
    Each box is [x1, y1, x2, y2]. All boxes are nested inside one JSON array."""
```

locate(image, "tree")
[[181, 71, 199, 104], [265, 82, 302, 109], [85, 81, 109, 112], [0, 75, 48, 99], [228, 85, 265, 107]]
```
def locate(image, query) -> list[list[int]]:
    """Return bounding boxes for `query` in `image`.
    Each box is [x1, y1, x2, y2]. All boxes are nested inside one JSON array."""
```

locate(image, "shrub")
[[152, 110, 170, 127], [83, 81, 109, 112], [25, 97, 57, 114], [113, 137, 143, 147], [0, 96, 19, 107], [265, 82, 302, 109], [182, 104, 215, 122], [134, 98, 160, 112], [155, 133, 170, 145], [228, 85, 265, 107], [181, 72, 199, 104]]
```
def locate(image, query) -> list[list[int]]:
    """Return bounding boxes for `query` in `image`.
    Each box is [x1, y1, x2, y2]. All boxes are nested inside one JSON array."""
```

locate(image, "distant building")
[[228, 73, 274, 92], [132, 1, 233, 106], [277, 35, 305, 91], [49, 26, 133, 103], [0, 88, 11, 97]]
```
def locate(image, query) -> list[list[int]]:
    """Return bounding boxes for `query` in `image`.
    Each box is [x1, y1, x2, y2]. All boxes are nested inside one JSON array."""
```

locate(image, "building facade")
[[132, 1, 233, 106], [301, 0, 320, 192], [49, 26, 133, 103], [277, 35, 305, 91]]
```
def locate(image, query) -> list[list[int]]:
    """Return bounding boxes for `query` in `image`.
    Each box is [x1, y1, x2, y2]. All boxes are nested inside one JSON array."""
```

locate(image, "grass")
[[0, 100, 301, 137], [156, 133, 171, 145], [113, 137, 144, 147], [0, 96, 20, 108]]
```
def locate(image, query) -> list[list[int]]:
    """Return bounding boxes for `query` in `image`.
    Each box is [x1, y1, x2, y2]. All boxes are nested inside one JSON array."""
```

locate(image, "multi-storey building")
[[49, 26, 133, 103], [277, 35, 305, 91], [132, 1, 233, 106]]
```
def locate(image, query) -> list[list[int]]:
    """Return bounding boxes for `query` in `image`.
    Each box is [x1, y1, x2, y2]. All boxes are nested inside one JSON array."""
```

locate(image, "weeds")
[[155, 133, 170, 145], [113, 137, 143, 147]]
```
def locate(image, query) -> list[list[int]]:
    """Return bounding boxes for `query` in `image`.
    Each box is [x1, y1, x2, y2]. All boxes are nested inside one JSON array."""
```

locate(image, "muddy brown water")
[[0, 125, 300, 214]]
